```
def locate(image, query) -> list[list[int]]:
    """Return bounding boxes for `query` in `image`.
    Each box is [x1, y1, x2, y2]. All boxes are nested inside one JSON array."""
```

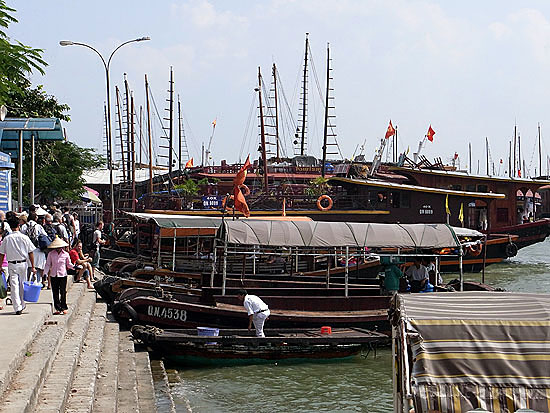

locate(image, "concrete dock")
[[0, 274, 159, 412]]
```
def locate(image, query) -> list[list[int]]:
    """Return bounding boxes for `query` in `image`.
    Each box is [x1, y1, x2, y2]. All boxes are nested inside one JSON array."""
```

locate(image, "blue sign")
[[0, 152, 12, 212], [202, 195, 222, 208]]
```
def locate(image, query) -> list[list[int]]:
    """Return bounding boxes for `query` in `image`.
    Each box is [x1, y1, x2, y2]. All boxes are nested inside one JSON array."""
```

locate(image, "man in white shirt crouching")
[[237, 289, 270, 337]]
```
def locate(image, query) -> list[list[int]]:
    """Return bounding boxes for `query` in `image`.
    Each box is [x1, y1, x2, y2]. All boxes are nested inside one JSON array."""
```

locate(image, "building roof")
[[0, 118, 65, 159], [83, 168, 160, 185], [330, 177, 506, 199]]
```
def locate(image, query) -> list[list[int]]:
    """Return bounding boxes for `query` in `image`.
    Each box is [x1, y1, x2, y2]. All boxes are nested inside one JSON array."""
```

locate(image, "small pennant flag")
[[385, 120, 396, 139], [518, 169, 522, 178], [185, 158, 194, 168], [212, 118, 217, 128], [427, 125, 435, 142], [445, 194, 451, 215], [458, 203, 464, 225]]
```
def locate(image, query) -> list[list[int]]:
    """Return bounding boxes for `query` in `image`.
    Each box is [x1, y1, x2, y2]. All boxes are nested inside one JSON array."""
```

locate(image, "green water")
[[160, 238, 550, 413]]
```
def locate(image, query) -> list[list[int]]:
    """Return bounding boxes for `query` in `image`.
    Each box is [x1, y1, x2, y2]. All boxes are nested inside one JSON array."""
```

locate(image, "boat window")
[[466, 184, 476, 192], [390, 192, 400, 208], [477, 184, 488, 193], [401, 192, 410, 208], [497, 208, 509, 223], [449, 184, 462, 191], [376, 191, 387, 206]]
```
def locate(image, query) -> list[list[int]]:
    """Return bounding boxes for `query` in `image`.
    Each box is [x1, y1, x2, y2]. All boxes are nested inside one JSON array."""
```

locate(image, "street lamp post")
[[60, 37, 150, 222]]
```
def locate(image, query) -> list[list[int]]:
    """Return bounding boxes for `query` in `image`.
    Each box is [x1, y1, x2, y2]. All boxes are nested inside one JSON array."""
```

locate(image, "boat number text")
[[147, 305, 187, 321], [419, 204, 433, 215]]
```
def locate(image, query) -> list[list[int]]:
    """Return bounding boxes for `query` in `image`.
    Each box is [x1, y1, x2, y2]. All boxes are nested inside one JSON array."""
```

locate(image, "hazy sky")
[[9, 0, 550, 176]]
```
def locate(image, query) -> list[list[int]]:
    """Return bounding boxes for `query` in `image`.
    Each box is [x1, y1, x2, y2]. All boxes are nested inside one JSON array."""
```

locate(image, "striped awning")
[[393, 292, 550, 412]]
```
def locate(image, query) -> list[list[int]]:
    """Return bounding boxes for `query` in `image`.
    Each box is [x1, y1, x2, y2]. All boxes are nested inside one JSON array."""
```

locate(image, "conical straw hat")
[[48, 236, 69, 249]]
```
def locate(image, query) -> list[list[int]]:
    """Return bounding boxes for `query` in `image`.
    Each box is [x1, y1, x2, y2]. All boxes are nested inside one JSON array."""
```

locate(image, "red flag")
[[426, 125, 435, 142], [453, 152, 459, 160], [385, 120, 395, 139], [185, 158, 194, 168], [233, 155, 252, 217], [518, 169, 522, 178]]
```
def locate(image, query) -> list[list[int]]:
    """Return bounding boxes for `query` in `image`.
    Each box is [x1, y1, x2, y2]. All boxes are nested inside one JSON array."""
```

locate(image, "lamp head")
[[59, 40, 74, 46], [136, 36, 150, 42]]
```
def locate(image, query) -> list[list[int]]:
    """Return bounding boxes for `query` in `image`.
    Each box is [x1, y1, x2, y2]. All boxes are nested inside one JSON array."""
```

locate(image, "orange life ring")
[[468, 243, 483, 257], [317, 195, 333, 211]]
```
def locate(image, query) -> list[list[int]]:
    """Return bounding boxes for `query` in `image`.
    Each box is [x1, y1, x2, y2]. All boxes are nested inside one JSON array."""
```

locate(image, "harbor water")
[[157, 238, 550, 412]]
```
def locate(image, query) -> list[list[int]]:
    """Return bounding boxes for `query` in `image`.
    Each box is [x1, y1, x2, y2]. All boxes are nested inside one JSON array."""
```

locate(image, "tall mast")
[[115, 86, 126, 181], [272, 63, 280, 160], [145, 74, 153, 194], [468, 142, 472, 173], [300, 33, 309, 156], [130, 92, 136, 211], [539, 123, 542, 177], [485, 137, 489, 175], [518, 133, 522, 176], [124, 74, 131, 181], [139, 105, 143, 166], [178, 96, 183, 171], [258, 67, 269, 192], [508, 141, 513, 178], [168, 67, 174, 175], [513, 125, 517, 177], [322, 43, 330, 178]]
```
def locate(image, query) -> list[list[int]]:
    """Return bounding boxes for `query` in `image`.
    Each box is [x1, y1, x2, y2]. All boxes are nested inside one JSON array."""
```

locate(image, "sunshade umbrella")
[[81, 186, 102, 204]]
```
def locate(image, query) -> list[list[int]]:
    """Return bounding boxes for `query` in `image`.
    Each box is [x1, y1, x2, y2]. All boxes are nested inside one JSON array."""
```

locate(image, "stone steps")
[[34, 290, 98, 413], [0, 282, 87, 413], [0, 274, 161, 413]]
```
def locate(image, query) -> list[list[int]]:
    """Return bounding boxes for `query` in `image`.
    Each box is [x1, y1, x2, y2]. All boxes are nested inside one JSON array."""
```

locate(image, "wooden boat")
[[131, 325, 390, 367], [111, 293, 390, 332]]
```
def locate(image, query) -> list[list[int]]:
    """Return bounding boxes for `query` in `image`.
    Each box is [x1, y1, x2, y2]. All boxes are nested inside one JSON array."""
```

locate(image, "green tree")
[[22, 141, 105, 204], [174, 179, 199, 202], [0, 1, 47, 104], [304, 176, 329, 197]]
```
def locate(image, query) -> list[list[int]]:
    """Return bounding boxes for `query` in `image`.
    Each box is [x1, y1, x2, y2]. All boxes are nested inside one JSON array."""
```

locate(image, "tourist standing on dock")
[[0, 215, 36, 315], [237, 289, 270, 337], [44, 237, 73, 315], [91, 221, 106, 275], [383, 262, 404, 295], [405, 257, 429, 293], [26, 212, 47, 285]]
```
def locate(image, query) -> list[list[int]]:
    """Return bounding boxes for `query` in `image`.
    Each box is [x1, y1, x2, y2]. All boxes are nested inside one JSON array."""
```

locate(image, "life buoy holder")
[[505, 242, 518, 257], [221, 194, 235, 210], [317, 195, 333, 211], [468, 243, 483, 257]]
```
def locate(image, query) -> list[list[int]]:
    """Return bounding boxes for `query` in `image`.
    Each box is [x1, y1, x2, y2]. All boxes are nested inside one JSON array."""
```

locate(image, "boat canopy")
[[391, 292, 550, 412], [124, 212, 222, 237], [219, 220, 477, 248]]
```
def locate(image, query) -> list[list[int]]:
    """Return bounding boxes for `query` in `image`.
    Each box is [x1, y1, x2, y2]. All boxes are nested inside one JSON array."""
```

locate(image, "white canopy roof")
[[220, 220, 473, 248]]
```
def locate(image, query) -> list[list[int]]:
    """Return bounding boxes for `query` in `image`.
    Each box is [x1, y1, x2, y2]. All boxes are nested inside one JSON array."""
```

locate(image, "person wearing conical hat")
[[44, 236, 73, 315]]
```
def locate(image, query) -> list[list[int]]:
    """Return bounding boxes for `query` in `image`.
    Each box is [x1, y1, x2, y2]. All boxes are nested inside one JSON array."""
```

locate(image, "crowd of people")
[[0, 203, 106, 315]]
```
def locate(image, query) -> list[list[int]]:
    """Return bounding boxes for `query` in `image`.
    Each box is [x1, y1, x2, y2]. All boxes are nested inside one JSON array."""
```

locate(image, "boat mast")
[[258, 67, 269, 192], [468, 142, 472, 173], [130, 92, 136, 211], [115, 86, 126, 182], [124, 74, 131, 181], [518, 133, 522, 176], [513, 125, 517, 177], [168, 67, 174, 176], [539, 123, 542, 177], [485, 137, 489, 176], [145, 74, 153, 194], [322, 43, 330, 178], [139, 105, 143, 166], [300, 33, 309, 156], [178, 95, 182, 171], [272, 63, 280, 160]]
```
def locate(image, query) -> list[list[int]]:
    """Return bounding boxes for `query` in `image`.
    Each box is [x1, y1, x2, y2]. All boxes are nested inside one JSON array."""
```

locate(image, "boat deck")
[[215, 302, 388, 318]]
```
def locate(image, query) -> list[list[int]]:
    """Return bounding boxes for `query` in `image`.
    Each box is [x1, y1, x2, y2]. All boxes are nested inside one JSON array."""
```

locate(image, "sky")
[[8, 0, 550, 176]]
